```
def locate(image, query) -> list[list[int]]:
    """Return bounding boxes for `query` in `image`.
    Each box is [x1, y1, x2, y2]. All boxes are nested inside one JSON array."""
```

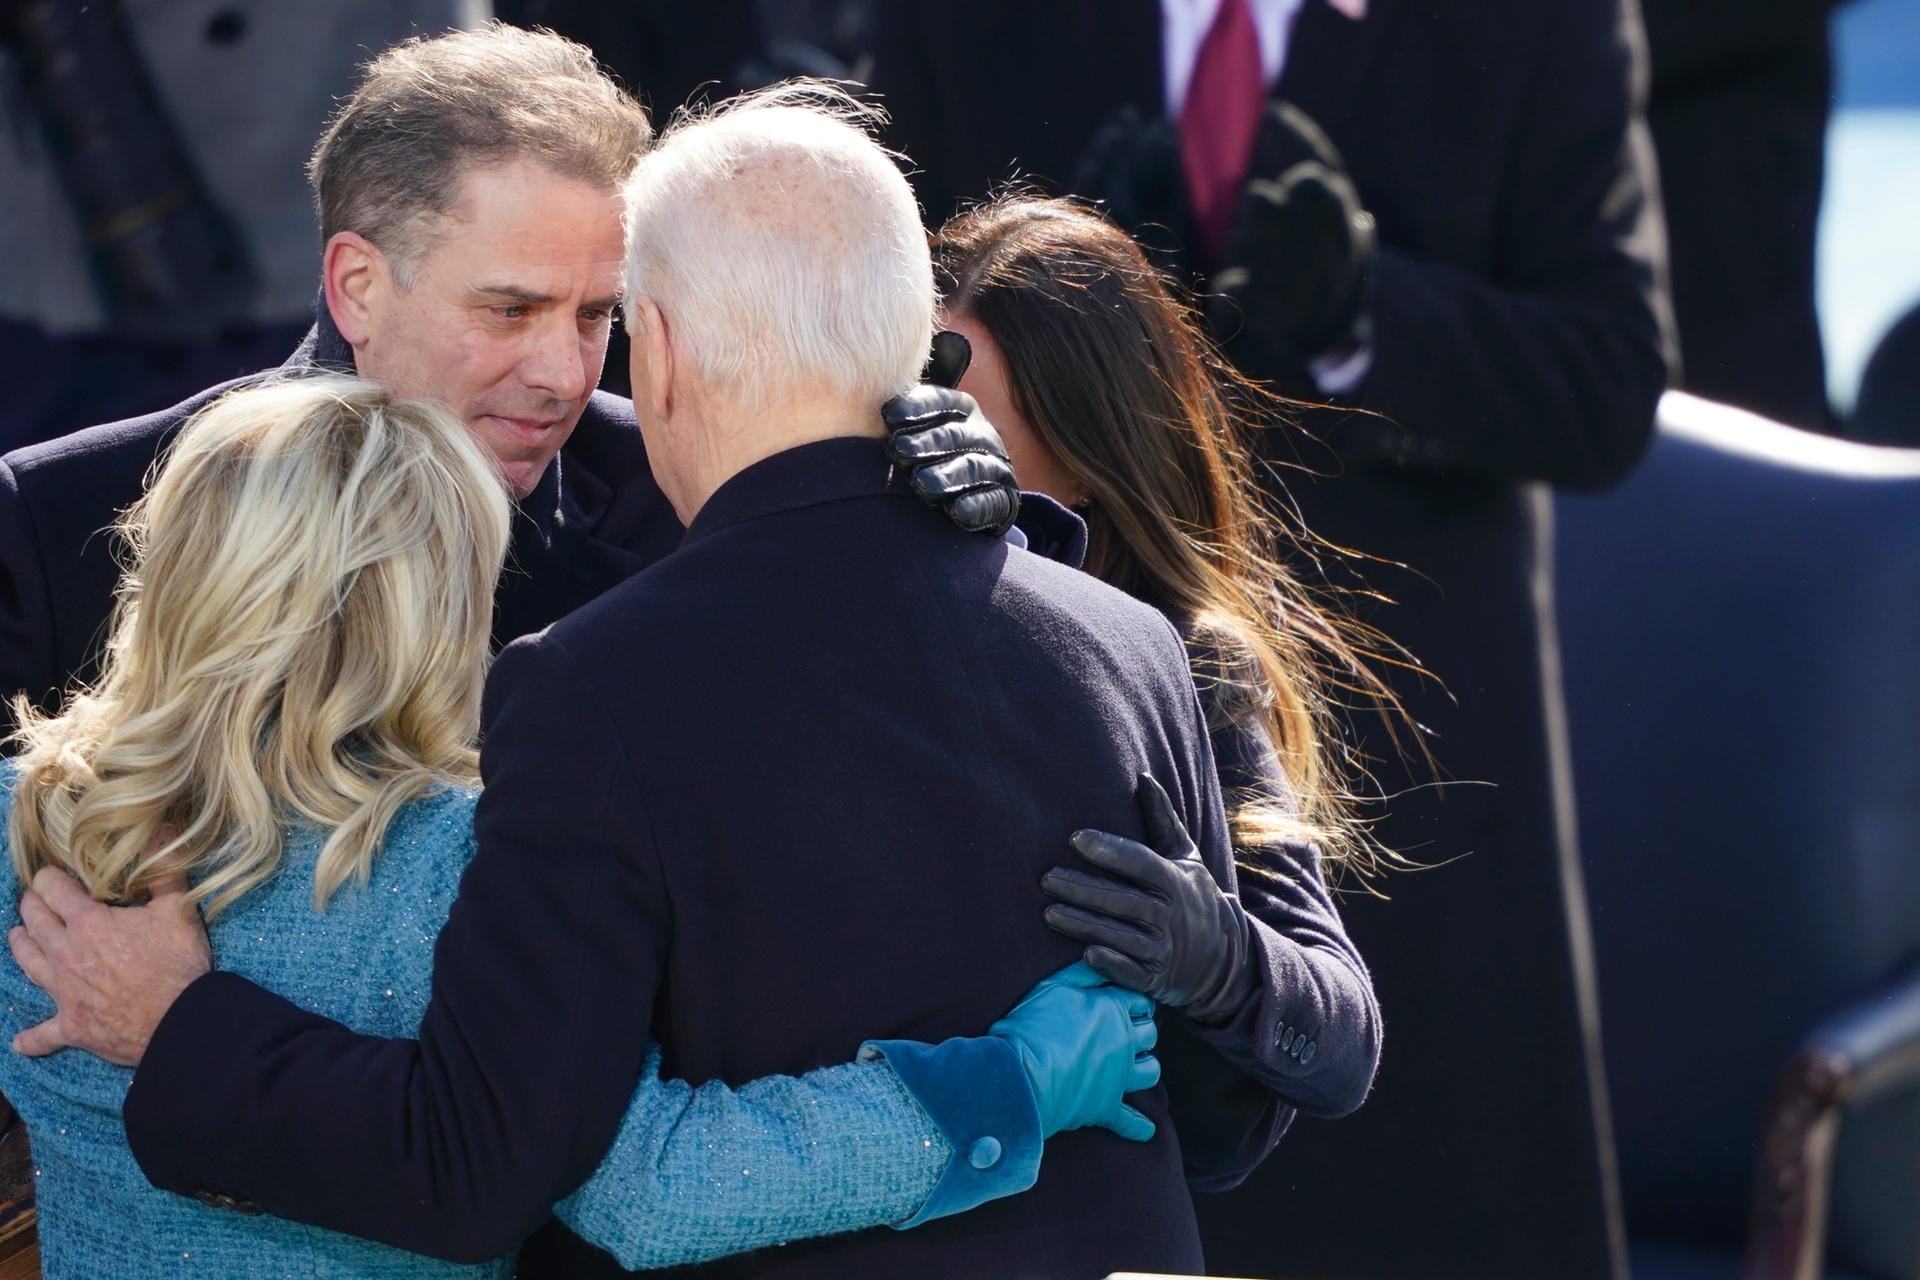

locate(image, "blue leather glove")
[[989, 961, 1160, 1142], [882, 385, 1020, 538]]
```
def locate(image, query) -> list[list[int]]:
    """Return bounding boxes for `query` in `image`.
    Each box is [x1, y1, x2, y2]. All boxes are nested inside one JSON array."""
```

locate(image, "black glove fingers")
[[942, 488, 1019, 537], [885, 420, 1010, 466], [1041, 865, 1165, 922], [907, 453, 1021, 536], [1134, 775, 1200, 861], [1066, 828, 1177, 890], [881, 384, 977, 433], [1043, 903, 1164, 960], [1083, 945, 1158, 997], [1249, 99, 1345, 177], [1273, 164, 1366, 238], [1244, 101, 1317, 188], [908, 451, 1016, 502], [921, 329, 972, 389]]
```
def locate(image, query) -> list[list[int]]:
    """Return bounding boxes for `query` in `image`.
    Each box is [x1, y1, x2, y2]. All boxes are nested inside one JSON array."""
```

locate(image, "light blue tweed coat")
[[0, 775, 946, 1278]]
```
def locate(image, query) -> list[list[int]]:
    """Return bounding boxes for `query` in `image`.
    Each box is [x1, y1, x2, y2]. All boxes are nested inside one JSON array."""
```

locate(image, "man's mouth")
[[481, 415, 565, 447]]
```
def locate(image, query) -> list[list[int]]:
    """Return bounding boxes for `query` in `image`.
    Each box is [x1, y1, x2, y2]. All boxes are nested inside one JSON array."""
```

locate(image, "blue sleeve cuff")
[[858, 1035, 1042, 1227]]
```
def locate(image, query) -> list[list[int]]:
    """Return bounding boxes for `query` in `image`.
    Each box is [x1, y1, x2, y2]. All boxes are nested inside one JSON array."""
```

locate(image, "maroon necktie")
[[1180, 0, 1265, 267]]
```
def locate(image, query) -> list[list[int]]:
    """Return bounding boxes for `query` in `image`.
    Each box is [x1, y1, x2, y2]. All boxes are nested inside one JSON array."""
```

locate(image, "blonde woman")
[[0, 374, 1155, 1278]]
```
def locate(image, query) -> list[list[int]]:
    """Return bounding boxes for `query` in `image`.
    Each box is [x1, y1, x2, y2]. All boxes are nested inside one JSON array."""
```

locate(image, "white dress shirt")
[[1160, 0, 1304, 117]]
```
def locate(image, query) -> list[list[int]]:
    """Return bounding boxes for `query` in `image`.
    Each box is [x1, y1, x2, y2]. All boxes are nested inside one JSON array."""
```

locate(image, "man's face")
[[355, 157, 628, 498]]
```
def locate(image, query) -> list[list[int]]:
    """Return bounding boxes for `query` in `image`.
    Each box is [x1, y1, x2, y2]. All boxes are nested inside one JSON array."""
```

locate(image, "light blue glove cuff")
[[859, 1035, 1042, 1227]]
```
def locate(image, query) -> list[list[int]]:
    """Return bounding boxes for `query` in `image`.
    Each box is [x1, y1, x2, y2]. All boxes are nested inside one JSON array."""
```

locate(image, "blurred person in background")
[[866, 2, 1674, 1276], [0, 0, 479, 453], [1640, 0, 1849, 429]]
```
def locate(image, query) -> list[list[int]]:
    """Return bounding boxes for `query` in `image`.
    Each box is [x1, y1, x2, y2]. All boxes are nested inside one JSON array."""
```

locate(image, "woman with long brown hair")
[[935, 195, 1403, 1168]]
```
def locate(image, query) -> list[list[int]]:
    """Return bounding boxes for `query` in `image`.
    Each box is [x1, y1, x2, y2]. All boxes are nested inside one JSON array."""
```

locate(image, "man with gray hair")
[[39, 85, 1235, 1277]]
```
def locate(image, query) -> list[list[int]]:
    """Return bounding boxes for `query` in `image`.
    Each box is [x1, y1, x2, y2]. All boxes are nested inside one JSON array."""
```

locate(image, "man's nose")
[[522, 316, 589, 401]]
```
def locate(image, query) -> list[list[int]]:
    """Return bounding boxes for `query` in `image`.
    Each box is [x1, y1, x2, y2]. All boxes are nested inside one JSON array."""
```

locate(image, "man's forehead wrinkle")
[[471, 283, 560, 304]]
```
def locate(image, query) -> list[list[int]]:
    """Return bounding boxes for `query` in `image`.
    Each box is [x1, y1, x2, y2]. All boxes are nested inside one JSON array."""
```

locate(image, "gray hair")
[[308, 23, 651, 283], [621, 82, 934, 412]]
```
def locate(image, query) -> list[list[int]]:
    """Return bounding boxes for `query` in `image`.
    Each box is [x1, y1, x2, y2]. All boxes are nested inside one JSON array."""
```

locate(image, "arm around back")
[[1185, 704, 1382, 1120], [559, 958, 1163, 1268], [1042, 682, 1382, 1185], [554, 1047, 954, 1269], [125, 632, 674, 1262]]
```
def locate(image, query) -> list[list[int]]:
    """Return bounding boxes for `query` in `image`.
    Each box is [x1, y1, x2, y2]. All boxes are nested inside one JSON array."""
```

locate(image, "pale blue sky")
[[1819, 0, 1920, 411]]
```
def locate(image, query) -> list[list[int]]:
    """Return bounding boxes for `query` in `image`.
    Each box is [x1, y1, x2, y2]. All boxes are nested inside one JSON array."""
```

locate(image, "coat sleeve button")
[[968, 1136, 1003, 1170]]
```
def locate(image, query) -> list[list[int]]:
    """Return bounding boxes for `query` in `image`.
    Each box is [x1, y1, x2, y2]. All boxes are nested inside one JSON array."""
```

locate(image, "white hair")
[[622, 82, 933, 411]]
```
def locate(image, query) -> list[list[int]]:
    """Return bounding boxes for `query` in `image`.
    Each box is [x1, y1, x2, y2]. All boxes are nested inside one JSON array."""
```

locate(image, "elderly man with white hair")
[[12, 86, 1231, 1278]]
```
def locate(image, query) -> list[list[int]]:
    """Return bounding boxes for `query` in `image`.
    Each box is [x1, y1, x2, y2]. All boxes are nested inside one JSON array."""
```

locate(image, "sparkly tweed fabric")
[[0, 773, 947, 1278]]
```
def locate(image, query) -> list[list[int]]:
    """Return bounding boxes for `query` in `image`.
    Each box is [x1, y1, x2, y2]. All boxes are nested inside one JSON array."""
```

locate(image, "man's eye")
[[493, 305, 529, 320], [579, 308, 610, 324]]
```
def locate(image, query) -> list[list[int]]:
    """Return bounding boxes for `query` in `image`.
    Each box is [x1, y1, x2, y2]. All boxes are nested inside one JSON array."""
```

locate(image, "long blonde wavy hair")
[[8, 374, 512, 919]]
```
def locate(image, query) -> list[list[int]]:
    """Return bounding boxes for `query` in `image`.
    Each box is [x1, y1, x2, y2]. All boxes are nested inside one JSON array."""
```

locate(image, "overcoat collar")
[[283, 290, 355, 373], [681, 437, 910, 548]]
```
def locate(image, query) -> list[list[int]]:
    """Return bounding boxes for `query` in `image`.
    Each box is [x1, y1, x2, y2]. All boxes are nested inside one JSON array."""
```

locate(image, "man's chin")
[[499, 459, 549, 500], [469, 417, 571, 498]]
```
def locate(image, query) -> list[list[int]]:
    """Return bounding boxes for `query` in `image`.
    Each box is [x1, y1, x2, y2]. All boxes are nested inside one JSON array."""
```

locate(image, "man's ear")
[[322, 232, 387, 347], [628, 297, 674, 423]]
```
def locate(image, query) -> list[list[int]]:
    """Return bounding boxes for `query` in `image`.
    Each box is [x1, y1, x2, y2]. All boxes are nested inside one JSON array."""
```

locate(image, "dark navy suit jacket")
[[121, 437, 1230, 1278], [0, 309, 684, 722]]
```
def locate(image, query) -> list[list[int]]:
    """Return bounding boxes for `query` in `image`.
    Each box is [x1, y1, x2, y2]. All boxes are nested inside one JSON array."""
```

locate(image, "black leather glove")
[[881, 385, 1020, 538], [920, 328, 972, 391], [1042, 775, 1257, 1026], [1068, 105, 1196, 271], [1208, 102, 1376, 379]]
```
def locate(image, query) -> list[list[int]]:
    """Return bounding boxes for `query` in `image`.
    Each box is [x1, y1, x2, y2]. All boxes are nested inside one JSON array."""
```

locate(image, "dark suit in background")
[[866, 3, 1672, 1276], [1641, 0, 1844, 428], [0, 1, 474, 452], [121, 437, 1236, 1278]]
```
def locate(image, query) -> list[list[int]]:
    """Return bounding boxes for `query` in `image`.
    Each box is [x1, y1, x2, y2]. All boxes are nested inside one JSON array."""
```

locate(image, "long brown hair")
[[935, 196, 1409, 877]]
